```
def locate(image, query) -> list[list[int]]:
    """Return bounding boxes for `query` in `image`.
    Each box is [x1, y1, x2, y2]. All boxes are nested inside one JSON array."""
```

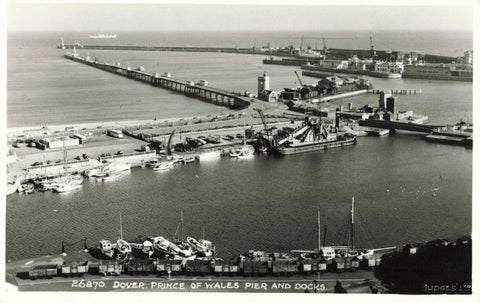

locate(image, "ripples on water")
[[6, 137, 471, 261], [5, 31, 472, 261]]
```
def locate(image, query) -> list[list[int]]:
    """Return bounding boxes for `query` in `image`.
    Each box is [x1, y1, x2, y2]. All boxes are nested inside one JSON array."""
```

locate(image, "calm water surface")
[[5, 31, 472, 261]]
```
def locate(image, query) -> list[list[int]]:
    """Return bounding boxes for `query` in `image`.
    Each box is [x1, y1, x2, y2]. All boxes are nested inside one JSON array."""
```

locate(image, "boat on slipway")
[[275, 118, 356, 155]]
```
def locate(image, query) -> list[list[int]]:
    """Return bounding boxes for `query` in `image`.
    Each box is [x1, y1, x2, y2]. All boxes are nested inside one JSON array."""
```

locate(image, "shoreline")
[[6, 117, 198, 138]]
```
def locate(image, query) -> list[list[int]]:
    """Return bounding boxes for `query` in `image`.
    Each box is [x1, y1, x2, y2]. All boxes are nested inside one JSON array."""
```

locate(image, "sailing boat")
[[53, 139, 83, 192], [230, 115, 254, 159], [292, 197, 396, 260]]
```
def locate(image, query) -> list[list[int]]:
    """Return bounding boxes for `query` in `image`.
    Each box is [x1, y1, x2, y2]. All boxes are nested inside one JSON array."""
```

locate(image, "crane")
[[294, 70, 304, 87], [253, 108, 271, 136]]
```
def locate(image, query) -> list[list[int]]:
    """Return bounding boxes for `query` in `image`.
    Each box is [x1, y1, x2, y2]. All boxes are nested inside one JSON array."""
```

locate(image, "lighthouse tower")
[[257, 71, 270, 96]]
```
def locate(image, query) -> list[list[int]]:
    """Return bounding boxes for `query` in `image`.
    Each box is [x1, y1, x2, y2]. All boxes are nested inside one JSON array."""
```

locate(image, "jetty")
[[63, 52, 251, 110]]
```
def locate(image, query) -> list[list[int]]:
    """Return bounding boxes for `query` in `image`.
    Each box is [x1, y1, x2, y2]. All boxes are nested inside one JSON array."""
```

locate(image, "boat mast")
[[119, 212, 123, 240], [317, 210, 321, 252], [351, 196, 355, 250], [181, 210, 184, 242], [243, 115, 246, 146]]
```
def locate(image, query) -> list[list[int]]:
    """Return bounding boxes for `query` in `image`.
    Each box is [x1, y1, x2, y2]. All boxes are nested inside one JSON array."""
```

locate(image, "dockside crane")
[[253, 108, 271, 137], [294, 70, 304, 87]]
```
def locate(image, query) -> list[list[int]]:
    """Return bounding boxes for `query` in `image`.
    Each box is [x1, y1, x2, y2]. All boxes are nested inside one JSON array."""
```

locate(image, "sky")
[[6, 1, 474, 32]]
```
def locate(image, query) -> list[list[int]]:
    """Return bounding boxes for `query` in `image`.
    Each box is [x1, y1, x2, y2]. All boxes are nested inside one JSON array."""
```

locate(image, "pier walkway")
[[63, 53, 251, 110]]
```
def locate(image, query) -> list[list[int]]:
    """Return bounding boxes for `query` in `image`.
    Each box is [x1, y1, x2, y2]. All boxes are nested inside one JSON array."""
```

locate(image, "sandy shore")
[[6, 117, 197, 138]]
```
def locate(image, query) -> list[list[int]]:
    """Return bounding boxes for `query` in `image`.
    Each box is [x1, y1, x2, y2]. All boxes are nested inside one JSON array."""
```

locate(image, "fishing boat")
[[153, 161, 174, 171]]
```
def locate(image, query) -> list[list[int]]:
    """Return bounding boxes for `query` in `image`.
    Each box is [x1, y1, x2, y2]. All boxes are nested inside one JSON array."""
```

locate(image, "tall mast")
[[351, 196, 355, 250], [181, 210, 184, 242], [119, 212, 123, 240], [317, 210, 321, 252]]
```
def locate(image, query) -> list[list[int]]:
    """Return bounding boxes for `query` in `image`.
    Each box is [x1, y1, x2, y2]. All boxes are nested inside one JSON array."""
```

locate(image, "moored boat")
[[54, 182, 81, 193], [153, 161, 174, 171], [196, 150, 221, 161], [364, 128, 390, 136]]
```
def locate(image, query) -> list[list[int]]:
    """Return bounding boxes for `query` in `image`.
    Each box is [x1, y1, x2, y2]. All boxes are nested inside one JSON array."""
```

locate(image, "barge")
[[274, 118, 356, 155]]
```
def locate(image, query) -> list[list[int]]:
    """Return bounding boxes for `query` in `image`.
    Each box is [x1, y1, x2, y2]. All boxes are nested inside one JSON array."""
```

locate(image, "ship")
[[403, 63, 472, 82], [274, 118, 356, 155], [89, 33, 117, 39], [301, 64, 402, 79]]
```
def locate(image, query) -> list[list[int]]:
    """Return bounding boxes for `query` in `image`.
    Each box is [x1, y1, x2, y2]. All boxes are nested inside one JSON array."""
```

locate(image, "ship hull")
[[275, 137, 356, 155]]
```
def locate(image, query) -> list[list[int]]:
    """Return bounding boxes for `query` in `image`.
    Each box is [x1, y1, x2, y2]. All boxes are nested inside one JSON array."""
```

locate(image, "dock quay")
[[63, 52, 251, 110]]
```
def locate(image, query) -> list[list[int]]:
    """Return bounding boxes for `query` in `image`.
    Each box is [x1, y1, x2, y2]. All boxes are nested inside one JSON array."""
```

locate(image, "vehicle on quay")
[[106, 129, 123, 138]]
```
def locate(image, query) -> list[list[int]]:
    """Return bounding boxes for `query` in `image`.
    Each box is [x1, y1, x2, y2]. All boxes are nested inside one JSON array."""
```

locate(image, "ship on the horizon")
[[89, 33, 117, 39]]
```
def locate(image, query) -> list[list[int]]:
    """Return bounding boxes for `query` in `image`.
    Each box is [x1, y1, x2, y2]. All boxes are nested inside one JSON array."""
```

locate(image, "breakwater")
[[60, 44, 294, 57], [63, 53, 251, 110]]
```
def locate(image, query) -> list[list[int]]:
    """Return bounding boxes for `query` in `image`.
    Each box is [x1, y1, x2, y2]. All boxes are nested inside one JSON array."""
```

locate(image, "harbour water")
[[5, 31, 472, 261]]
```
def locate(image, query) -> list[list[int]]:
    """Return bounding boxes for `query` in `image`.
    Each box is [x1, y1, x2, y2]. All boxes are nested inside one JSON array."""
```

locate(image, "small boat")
[[146, 159, 159, 167], [182, 156, 196, 163], [365, 128, 390, 136], [20, 183, 35, 194], [101, 171, 126, 182], [230, 146, 255, 159], [6, 178, 21, 196], [153, 161, 174, 171], [197, 150, 221, 161], [54, 182, 81, 193]]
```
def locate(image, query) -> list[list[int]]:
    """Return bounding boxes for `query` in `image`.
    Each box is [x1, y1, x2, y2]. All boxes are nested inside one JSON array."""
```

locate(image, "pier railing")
[[63, 54, 251, 110]]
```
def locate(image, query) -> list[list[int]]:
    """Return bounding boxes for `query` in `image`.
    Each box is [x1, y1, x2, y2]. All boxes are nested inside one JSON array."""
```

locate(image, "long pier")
[[358, 119, 442, 133], [63, 53, 251, 110]]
